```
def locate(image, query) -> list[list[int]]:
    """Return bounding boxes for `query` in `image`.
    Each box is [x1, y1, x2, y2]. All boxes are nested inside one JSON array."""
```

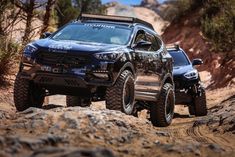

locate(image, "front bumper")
[[175, 91, 193, 105], [20, 59, 117, 88], [174, 75, 199, 90], [173, 75, 200, 105]]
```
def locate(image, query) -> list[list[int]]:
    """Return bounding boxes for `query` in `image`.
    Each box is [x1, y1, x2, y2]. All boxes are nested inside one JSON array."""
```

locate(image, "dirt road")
[[0, 86, 234, 157], [0, 2, 234, 157]]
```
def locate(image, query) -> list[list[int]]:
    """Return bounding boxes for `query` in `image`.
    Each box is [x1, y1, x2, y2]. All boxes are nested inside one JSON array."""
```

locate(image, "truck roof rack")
[[166, 44, 180, 50], [78, 13, 154, 30]]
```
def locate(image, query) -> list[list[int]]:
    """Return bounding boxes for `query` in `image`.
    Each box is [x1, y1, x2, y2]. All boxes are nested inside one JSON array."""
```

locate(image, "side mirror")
[[41, 32, 52, 39], [192, 58, 203, 66], [133, 40, 152, 49]]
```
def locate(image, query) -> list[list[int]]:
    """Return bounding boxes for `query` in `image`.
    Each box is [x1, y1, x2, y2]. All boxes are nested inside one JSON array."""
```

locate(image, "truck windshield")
[[169, 50, 190, 67], [52, 23, 132, 45]]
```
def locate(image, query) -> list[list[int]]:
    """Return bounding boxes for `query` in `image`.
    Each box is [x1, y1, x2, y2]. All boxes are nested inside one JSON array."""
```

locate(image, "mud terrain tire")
[[14, 74, 45, 111], [194, 88, 207, 116], [188, 105, 195, 115], [150, 83, 175, 127], [106, 70, 135, 115], [66, 96, 91, 107]]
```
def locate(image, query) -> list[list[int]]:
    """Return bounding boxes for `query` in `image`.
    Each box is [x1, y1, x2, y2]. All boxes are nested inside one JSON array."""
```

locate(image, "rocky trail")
[[0, 85, 234, 157], [0, 2, 234, 157]]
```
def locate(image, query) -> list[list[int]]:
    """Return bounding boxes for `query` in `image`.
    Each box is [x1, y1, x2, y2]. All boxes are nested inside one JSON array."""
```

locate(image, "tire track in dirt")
[[161, 118, 234, 152], [190, 123, 234, 151], [153, 111, 234, 152], [186, 123, 212, 144]]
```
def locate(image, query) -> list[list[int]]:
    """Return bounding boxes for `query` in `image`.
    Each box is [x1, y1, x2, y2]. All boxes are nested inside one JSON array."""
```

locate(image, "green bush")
[[163, 0, 203, 22], [56, 0, 79, 27], [164, 0, 234, 52], [0, 36, 19, 83], [56, 0, 106, 28], [201, 0, 235, 52], [175, 0, 191, 17]]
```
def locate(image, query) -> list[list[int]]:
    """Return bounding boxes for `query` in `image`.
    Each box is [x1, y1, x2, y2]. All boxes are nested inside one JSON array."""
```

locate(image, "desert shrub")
[[175, 0, 191, 17], [163, 0, 203, 22], [201, 0, 235, 52], [56, 0, 79, 27], [34, 9, 45, 21], [0, 36, 19, 83], [56, 0, 106, 28], [164, 0, 234, 52]]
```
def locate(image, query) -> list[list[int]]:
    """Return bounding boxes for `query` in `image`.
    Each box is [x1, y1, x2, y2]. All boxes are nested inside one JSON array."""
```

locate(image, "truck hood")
[[173, 65, 194, 76], [33, 38, 125, 54]]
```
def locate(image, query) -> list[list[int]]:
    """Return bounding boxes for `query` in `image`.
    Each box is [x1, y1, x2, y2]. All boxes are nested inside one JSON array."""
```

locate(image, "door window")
[[146, 33, 161, 51], [134, 30, 148, 51]]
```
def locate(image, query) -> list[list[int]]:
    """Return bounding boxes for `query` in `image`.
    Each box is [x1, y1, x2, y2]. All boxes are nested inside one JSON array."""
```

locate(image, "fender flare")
[[154, 73, 174, 101], [113, 62, 135, 85], [161, 73, 174, 88]]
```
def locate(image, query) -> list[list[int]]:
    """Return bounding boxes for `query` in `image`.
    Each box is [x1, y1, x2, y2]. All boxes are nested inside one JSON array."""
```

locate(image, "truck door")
[[133, 29, 162, 101]]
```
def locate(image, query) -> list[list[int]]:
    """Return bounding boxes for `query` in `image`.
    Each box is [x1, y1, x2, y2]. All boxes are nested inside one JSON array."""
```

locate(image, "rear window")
[[52, 23, 132, 45], [169, 50, 190, 66]]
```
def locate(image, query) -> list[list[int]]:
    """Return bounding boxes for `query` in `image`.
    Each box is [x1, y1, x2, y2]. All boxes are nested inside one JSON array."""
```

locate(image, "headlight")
[[93, 51, 123, 61], [184, 69, 198, 79], [23, 44, 38, 56]]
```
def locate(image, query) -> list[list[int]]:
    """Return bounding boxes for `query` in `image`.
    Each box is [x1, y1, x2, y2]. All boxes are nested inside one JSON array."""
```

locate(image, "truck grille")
[[35, 51, 90, 67], [173, 76, 198, 89], [173, 77, 181, 88], [34, 75, 86, 87]]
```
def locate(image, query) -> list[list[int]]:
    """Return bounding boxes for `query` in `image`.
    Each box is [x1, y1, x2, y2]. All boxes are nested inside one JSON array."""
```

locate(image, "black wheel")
[[106, 70, 135, 115], [150, 83, 175, 127], [14, 73, 45, 111], [188, 105, 195, 115], [66, 96, 91, 107], [194, 88, 207, 116]]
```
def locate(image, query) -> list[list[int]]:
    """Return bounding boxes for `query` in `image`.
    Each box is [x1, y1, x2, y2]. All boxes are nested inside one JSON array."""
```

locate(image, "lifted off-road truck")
[[167, 45, 207, 116], [14, 14, 175, 127]]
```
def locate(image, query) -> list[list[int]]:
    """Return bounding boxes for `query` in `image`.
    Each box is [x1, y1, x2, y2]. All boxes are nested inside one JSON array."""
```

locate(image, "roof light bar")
[[78, 13, 154, 30], [81, 14, 134, 22]]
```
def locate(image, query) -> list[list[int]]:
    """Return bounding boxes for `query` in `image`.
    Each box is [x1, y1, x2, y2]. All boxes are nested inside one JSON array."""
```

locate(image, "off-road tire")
[[66, 96, 91, 107], [194, 88, 207, 116], [188, 105, 195, 115], [106, 70, 135, 115], [150, 83, 175, 127], [14, 74, 45, 111]]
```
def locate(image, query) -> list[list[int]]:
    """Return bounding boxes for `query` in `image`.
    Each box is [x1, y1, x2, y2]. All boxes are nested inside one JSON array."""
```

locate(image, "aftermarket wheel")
[[14, 73, 45, 111], [66, 96, 91, 107], [194, 88, 207, 116], [106, 70, 135, 115], [150, 83, 175, 127]]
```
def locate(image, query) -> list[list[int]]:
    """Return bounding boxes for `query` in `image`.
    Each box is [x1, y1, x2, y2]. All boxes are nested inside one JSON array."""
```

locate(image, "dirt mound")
[[106, 2, 168, 35], [133, 7, 169, 34], [0, 55, 235, 157], [1, 87, 235, 157], [207, 95, 235, 134]]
